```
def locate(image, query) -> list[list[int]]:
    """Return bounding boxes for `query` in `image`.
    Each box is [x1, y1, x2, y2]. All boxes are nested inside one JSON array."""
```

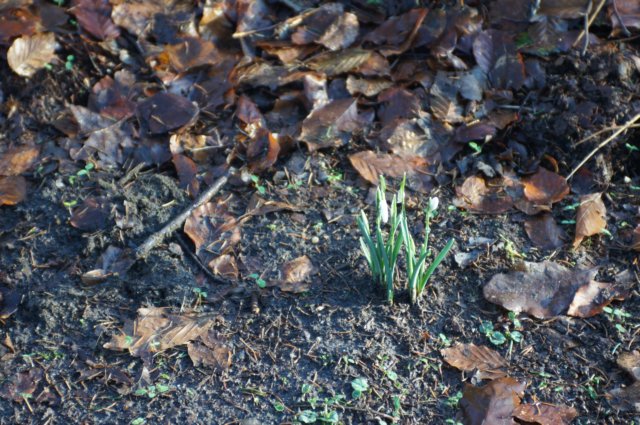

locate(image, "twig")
[[567, 113, 640, 180], [135, 172, 229, 259], [612, 0, 632, 36], [572, 0, 606, 54], [575, 123, 640, 146]]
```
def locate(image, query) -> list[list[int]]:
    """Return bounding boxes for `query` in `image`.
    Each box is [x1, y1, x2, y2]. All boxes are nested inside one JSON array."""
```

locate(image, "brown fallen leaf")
[[441, 343, 507, 381], [172, 154, 199, 198], [0, 369, 42, 403], [454, 176, 513, 214], [537, 0, 591, 18], [187, 330, 232, 370], [0, 7, 39, 45], [0, 176, 27, 206], [617, 351, 640, 381], [0, 145, 39, 175], [299, 98, 360, 151], [104, 307, 215, 365], [159, 37, 221, 74], [484, 261, 626, 319], [573, 193, 606, 249], [609, 0, 640, 36], [631, 224, 640, 251], [270, 255, 317, 293], [208, 254, 239, 280], [524, 214, 566, 250], [349, 151, 435, 194], [460, 376, 526, 425], [7, 32, 56, 77], [70, 0, 120, 40], [137, 92, 199, 135], [70, 197, 110, 231], [0, 286, 20, 319], [512, 402, 578, 425], [522, 167, 570, 205], [607, 381, 640, 413]]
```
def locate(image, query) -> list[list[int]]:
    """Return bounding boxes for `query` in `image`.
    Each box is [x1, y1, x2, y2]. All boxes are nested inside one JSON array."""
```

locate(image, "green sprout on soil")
[[351, 377, 369, 399], [358, 175, 453, 304], [250, 174, 266, 194], [65, 55, 75, 71], [68, 162, 94, 185], [468, 141, 482, 155], [134, 384, 170, 399], [247, 273, 267, 288]]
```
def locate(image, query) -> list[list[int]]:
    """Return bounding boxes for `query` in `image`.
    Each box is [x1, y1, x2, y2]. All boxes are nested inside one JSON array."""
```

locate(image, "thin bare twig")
[[575, 123, 640, 146], [567, 113, 640, 180], [572, 0, 606, 54], [135, 171, 230, 259]]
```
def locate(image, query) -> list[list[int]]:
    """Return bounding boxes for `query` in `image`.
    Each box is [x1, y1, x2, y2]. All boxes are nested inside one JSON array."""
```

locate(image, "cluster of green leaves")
[[358, 176, 453, 304]]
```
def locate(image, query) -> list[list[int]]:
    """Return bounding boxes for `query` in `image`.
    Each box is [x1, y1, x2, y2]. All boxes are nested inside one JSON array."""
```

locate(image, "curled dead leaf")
[[460, 377, 526, 425], [7, 32, 56, 77], [0, 176, 27, 206], [441, 343, 507, 380], [512, 402, 578, 425], [524, 214, 565, 250], [0, 145, 39, 175], [522, 167, 569, 205], [454, 176, 513, 214], [573, 193, 606, 249], [271, 255, 317, 293]]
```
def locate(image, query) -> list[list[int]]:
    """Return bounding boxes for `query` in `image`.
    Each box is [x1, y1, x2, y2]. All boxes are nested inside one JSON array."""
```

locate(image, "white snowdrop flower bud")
[[428, 197, 439, 212], [380, 198, 389, 224]]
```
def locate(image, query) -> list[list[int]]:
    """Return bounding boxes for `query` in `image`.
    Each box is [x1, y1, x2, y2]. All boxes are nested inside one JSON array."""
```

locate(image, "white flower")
[[380, 198, 389, 224], [428, 197, 439, 212]]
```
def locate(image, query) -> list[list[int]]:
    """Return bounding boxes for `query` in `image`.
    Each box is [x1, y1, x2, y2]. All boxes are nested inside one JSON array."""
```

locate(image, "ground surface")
[[0, 1, 639, 424]]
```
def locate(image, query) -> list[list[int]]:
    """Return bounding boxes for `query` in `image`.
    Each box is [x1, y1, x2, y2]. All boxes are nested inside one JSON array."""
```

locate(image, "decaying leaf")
[[0, 369, 42, 403], [271, 255, 317, 293], [299, 98, 359, 151], [137, 92, 199, 135], [104, 307, 216, 364], [607, 381, 640, 413], [524, 214, 565, 250], [0, 145, 39, 175], [609, 0, 640, 36], [573, 193, 606, 249], [617, 351, 640, 381], [484, 261, 626, 319], [460, 377, 526, 425], [208, 254, 239, 280], [441, 343, 508, 380], [70, 0, 120, 40], [0, 176, 27, 206], [632, 225, 640, 251], [80, 245, 135, 285], [348, 151, 435, 194], [454, 176, 513, 214], [0, 286, 20, 319], [159, 37, 220, 73], [512, 402, 578, 425], [7, 32, 56, 77], [522, 167, 569, 205], [187, 330, 232, 370], [70, 197, 110, 231]]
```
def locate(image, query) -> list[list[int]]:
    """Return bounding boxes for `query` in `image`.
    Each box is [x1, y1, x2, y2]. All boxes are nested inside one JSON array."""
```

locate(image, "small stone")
[[311, 236, 320, 244]]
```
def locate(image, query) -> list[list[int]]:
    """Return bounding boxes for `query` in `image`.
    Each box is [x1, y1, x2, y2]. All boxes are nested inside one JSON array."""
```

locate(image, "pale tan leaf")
[[7, 33, 56, 77], [573, 193, 606, 249]]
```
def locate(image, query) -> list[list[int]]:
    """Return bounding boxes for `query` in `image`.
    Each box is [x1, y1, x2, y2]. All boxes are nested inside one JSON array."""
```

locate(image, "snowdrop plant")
[[357, 176, 405, 303], [401, 196, 454, 304], [358, 176, 453, 304]]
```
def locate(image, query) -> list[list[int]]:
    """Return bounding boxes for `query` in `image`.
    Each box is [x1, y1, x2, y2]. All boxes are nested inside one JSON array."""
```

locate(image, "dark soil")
[[1, 4, 640, 425]]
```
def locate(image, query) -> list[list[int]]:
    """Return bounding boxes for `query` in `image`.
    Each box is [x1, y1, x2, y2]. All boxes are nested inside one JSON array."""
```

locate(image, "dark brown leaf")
[[0, 286, 20, 319], [606, 381, 640, 413], [484, 261, 626, 319], [441, 343, 508, 380], [512, 402, 578, 425], [573, 193, 606, 249], [305, 48, 373, 77], [104, 307, 215, 365], [0, 7, 39, 45], [0, 145, 39, 175], [349, 151, 435, 194], [159, 37, 220, 73], [88, 73, 136, 120], [71, 0, 119, 40], [633, 225, 640, 251], [609, 0, 640, 36], [291, 4, 358, 51], [522, 168, 570, 205], [208, 255, 239, 280], [172, 154, 199, 198], [524, 214, 566, 250], [460, 377, 526, 425], [187, 330, 232, 370], [0, 176, 27, 206], [537, 0, 590, 18], [137, 93, 199, 135], [271, 255, 316, 293], [300, 98, 359, 151], [454, 176, 513, 214], [363, 8, 428, 56], [0, 369, 42, 403], [70, 197, 110, 231], [246, 128, 281, 173]]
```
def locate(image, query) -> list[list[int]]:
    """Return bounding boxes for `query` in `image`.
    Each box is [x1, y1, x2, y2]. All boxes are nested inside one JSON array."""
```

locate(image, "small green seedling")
[[68, 162, 94, 185], [351, 377, 368, 399], [625, 143, 639, 153], [247, 273, 266, 288], [65, 55, 75, 71], [468, 141, 482, 155], [250, 174, 266, 194]]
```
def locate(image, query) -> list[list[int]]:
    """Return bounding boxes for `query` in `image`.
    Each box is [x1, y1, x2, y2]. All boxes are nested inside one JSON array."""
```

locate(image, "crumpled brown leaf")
[[7, 32, 56, 77], [460, 377, 526, 425], [270, 255, 317, 293], [483, 261, 626, 319], [187, 329, 232, 370], [512, 402, 578, 425], [104, 307, 216, 365], [454, 176, 513, 214], [441, 343, 507, 381], [573, 193, 606, 249]]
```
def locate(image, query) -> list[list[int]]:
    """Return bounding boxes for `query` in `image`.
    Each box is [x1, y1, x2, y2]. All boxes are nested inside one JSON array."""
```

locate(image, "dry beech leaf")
[[0, 369, 42, 404], [299, 98, 359, 151], [70, 196, 110, 231], [7, 32, 56, 77], [617, 351, 640, 381], [606, 381, 640, 413], [454, 176, 513, 214], [484, 261, 626, 319], [208, 254, 239, 280], [70, 0, 120, 40], [460, 377, 526, 425], [137, 92, 199, 135], [187, 330, 232, 370], [537, 0, 591, 18], [271, 255, 317, 293], [159, 37, 220, 73], [522, 167, 569, 205], [441, 343, 507, 380], [512, 402, 578, 425], [573, 193, 606, 249], [104, 307, 215, 365], [0, 176, 27, 206], [0, 145, 39, 175], [348, 151, 435, 194], [524, 214, 565, 250]]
